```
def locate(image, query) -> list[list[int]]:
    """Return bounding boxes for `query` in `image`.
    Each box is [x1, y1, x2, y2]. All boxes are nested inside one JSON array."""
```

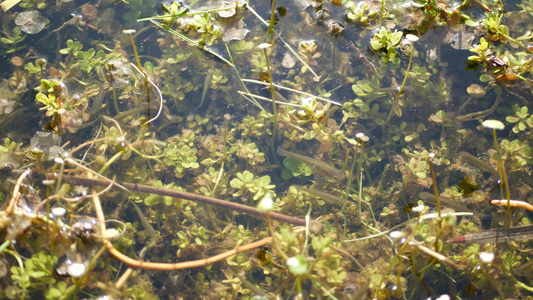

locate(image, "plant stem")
[[267, 0, 277, 41], [128, 31, 151, 125], [98, 150, 124, 174], [14, 170, 317, 229], [263, 48, 279, 159], [385, 39, 415, 124], [492, 128, 512, 227]]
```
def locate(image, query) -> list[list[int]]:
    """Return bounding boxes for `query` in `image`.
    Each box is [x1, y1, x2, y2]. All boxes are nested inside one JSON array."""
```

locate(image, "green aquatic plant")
[[239, 115, 268, 138], [0, 27, 27, 55], [370, 26, 402, 64], [232, 140, 265, 166], [143, 181, 174, 206], [281, 156, 313, 180], [506, 105, 533, 133], [6, 251, 78, 299], [162, 143, 199, 178], [60, 39, 108, 78], [500, 138, 533, 173], [34, 79, 68, 116], [230, 170, 275, 201], [0, 137, 19, 153], [59, 39, 83, 57], [33, 78, 85, 132], [172, 224, 210, 250], [18, 0, 47, 9], [344, 1, 378, 25], [123, 0, 158, 28]]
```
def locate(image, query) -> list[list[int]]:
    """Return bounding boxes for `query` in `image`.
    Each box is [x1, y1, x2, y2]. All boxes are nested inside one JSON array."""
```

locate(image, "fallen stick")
[[9, 170, 320, 231]]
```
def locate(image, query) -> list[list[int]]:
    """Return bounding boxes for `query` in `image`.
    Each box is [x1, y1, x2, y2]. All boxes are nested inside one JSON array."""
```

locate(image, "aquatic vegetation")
[[14, 10, 47, 34], [506, 105, 533, 133], [370, 26, 403, 64], [0, 27, 27, 55], [229, 170, 275, 201], [3, 0, 533, 298]]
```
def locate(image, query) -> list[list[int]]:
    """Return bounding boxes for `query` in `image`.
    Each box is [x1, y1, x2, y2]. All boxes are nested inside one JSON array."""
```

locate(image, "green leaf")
[[1, 37, 13, 44], [506, 116, 520, 123], [465, 19, 479, 27], [230, 178, 243, 189], [144, 194, 161, 206], [29, 270, 47, 278]]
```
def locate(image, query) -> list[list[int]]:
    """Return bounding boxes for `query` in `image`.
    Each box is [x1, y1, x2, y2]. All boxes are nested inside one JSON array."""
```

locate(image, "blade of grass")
[[149, 20, 234, 68], [241, 79, 342, 106]]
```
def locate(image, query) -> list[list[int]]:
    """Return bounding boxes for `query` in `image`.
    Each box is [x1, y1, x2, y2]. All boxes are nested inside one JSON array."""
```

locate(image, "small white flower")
[[482, 119, 505, 130], [412, 204, 425, 213], [67, 262, 87, 277], [389, 231, 406, 239], [405, 34, 419, 42], [479, 251, 495, 264], [258, 43, 272, 49]]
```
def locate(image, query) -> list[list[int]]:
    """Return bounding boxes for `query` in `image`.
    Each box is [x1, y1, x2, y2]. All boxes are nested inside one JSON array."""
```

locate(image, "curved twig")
[[90, 175, 273, 271], [5, 169, 31, 216]]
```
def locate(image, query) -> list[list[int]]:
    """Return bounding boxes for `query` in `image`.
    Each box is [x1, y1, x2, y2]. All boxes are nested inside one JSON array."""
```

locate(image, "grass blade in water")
[[296, 186, 346, 205], [418, 192, 483, 217], [448, 225, 533, 244]]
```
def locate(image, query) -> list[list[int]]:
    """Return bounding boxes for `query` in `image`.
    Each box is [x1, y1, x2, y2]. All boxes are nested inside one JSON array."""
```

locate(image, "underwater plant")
[[2, 0, 533, 298]]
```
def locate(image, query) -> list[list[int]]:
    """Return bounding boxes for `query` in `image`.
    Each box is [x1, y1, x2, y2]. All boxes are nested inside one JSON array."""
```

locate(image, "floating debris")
[[281, 52, 296, 68], [0, 150, 20, 171], [443, 31, 475, 50], [15, 10, 47, 34], [222, 27, 249, 43], [466, 84, 486, 98]]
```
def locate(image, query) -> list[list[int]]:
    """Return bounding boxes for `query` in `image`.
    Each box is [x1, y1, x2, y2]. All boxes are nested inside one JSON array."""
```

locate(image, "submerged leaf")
[[15, 10, 47, 34]]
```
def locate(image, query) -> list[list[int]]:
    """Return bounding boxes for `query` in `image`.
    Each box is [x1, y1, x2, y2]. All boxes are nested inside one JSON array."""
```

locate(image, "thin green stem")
[[263, 48, 278, 159], [267, 0, 277, 41], [385, 40, 415, 124], [98, 150, 124, 175], [128, 32, 151, 125], [265, 212, 289, 261], [492, 128, 512, 227]]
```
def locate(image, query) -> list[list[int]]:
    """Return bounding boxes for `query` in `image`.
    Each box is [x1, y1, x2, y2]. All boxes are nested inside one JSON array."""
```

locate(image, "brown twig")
[[5, 169, 31, 216], [492, 199, 533, 212], [10, 170, 318, 229], [89, 174, 274, 270]]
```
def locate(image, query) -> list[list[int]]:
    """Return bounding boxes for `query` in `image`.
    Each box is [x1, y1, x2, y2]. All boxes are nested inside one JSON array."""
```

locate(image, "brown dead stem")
[[5, 169, 31, 216], [89, 173, 273, 271], [16, 170, 316, 229]]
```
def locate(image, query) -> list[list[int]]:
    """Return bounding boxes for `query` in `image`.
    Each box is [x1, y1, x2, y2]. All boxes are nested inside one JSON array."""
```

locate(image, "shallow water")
[[1, 0, 533, 299]]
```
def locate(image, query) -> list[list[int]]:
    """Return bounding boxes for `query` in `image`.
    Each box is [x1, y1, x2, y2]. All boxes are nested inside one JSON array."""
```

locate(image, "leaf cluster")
[[229, 170, 275, 201], [370, 27, 403, 64]]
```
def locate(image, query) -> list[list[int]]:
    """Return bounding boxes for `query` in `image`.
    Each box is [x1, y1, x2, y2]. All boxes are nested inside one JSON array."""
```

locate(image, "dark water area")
[[0, 0, 533, 299]]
